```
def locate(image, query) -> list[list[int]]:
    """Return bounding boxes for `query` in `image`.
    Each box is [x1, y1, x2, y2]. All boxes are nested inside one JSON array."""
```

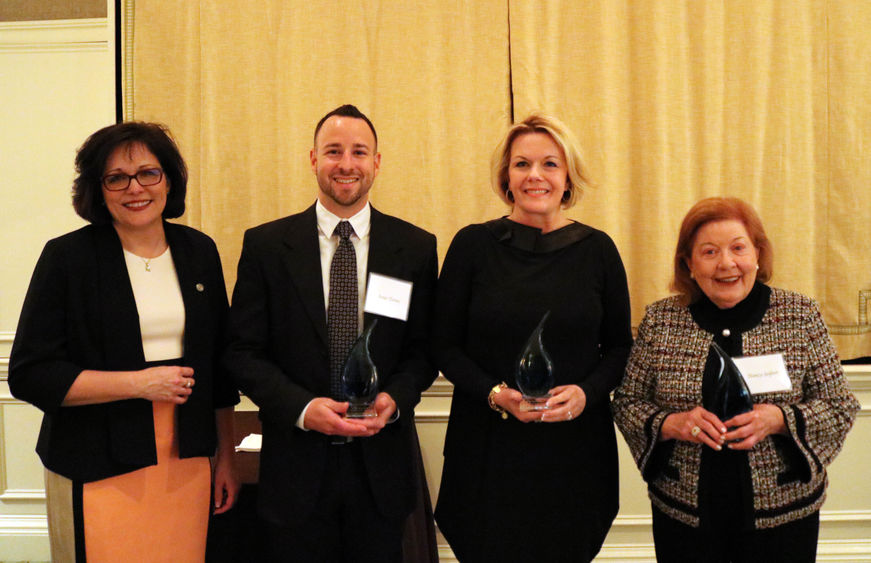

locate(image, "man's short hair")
[[313, 104, 378, 148]]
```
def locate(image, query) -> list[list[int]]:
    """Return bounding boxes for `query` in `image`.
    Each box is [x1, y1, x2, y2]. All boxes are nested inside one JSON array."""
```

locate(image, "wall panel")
[[0, 6, 115, 560]]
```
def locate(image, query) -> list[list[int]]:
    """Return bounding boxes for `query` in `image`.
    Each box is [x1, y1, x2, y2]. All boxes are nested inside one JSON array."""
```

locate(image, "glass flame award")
[[710, 341, 753, 421], [516, 311, 555, 411], [342, 319, 379, 418]]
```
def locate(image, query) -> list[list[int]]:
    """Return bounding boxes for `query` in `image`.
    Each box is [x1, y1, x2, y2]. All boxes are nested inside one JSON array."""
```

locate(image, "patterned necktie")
[[328, 221, 358, 400]]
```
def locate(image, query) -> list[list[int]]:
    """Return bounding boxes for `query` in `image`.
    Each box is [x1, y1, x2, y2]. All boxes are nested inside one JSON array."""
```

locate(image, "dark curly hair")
[[72, 122, 187, 224]]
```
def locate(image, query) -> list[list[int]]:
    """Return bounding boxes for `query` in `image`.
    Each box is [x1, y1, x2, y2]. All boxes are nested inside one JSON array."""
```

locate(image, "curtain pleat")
[[133, 0, 871, 359]]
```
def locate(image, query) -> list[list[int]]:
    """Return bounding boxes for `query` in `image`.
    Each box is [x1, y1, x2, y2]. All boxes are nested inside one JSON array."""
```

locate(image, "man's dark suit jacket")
[[224, 204, 438, 527], [9, 222, 239, 482]]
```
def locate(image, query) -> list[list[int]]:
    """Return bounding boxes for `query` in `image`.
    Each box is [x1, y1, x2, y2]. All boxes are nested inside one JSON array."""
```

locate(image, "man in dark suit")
[[224, 104, 437, 562]]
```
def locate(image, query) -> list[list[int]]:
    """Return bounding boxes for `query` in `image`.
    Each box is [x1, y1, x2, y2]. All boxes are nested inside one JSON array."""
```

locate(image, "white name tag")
[[733, 354, 792, 394], [364, 272, 413, 321]]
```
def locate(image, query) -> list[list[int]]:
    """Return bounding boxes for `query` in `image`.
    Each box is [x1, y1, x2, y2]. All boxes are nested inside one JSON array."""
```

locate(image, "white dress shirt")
[[315, 199, 370, 332]]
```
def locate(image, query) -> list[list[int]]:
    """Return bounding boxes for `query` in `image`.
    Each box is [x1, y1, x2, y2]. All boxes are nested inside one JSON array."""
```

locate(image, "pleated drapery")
[[131, 0, 871, 359]]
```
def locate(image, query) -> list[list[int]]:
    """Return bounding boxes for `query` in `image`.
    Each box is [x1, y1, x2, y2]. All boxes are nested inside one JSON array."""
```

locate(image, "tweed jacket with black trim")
[[613, 287, 859, 529]]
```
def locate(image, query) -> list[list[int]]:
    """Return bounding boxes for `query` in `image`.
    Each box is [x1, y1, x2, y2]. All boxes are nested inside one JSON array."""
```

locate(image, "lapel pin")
[[195, 283, 205, 292]]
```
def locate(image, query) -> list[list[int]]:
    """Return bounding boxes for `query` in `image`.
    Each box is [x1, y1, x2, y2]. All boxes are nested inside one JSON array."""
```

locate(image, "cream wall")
[[1, 5, 870, 563], [0, 9, 116, 561]]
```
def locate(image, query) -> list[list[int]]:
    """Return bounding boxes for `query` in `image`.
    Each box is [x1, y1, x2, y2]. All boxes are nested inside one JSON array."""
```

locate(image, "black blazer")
[[224, 204, 438, 526], [9, 222, 239, 482]]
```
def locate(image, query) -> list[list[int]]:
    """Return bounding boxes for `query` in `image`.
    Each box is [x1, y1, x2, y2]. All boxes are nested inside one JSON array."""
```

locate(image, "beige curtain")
[[508, 0, 871, 358], [132, 0, 511, 286], [132, 0, 871, 359]]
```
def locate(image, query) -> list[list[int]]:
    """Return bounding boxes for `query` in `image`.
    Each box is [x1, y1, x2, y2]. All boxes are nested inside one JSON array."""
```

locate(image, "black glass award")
[[342, 318, 379, 418], [710, 340, 753, 421], [516, 311, 555, 411]]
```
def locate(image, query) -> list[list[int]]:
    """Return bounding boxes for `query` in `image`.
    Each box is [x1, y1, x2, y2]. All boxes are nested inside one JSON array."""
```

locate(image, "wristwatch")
[[488, 382, 509, 420]]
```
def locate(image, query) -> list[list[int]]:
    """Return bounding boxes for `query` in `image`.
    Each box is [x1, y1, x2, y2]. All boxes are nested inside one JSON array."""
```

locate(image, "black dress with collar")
[[433, 218, 633, 562]]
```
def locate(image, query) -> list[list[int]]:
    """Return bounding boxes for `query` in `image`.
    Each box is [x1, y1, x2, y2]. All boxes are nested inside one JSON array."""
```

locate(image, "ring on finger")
[[690, 425, 701, 437], [567, 410, 573, 420]]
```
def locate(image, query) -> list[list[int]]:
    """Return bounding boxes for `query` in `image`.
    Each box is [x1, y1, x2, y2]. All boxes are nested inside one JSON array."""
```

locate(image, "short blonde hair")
[[490, 112, 593, 208]]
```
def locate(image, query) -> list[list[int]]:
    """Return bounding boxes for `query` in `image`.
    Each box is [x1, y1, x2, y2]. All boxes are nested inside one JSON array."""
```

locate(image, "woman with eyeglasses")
[[9, 122, 239, 562]]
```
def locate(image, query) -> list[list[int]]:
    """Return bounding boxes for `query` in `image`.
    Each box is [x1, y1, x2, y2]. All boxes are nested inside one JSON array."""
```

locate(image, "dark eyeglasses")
[[102, 168, 164, 191]]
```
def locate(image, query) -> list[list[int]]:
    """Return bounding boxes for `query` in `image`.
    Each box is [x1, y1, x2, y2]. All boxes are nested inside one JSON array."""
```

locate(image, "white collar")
[[315, 200, 371, 239]]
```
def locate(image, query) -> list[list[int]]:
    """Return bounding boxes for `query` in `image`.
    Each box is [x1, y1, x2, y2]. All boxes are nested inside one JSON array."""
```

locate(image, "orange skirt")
[[81, 402, 210, 562]]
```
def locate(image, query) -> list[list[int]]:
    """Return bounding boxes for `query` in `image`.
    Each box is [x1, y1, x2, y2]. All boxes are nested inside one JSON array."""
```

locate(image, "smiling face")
[[310, 115, 380, 218], [102, 142, 168, 235], [506, 132, 568, 228], [687, 219, 759, 309]]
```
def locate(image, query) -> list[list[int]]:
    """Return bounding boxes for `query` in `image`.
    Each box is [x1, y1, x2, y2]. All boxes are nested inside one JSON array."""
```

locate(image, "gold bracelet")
[[488, 382, 509, 420]]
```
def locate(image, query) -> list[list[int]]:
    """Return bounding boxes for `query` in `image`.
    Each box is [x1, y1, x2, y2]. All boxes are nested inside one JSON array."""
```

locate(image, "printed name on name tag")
[[364, 272, 413, 321], [733, 354, 792, 394]]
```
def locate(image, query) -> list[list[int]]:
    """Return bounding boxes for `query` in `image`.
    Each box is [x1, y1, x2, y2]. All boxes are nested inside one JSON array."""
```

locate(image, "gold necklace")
[[122, 235, 166, 272]]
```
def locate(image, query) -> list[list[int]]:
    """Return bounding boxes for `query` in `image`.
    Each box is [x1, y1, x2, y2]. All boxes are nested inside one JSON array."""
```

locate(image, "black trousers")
[[264, 441, 403, 563], [651, 505, 819, 563]]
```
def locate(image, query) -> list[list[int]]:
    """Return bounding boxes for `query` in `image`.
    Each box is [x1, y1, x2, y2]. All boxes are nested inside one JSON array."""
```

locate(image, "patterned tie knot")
[[334, 221, 355, 241]]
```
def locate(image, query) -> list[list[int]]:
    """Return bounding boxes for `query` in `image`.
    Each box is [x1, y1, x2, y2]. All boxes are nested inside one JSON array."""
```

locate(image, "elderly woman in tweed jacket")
[[613, 197, 859, 563]]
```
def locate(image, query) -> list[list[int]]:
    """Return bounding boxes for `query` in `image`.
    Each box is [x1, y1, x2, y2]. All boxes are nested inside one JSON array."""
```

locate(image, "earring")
[[690, 271, 694, 279], [756, 264, 759, 270]]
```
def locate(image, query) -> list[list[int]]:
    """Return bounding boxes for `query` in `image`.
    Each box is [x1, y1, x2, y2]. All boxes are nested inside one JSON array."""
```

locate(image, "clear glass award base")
[[345, 403, 378, 418], [519, 394, 552, 411]]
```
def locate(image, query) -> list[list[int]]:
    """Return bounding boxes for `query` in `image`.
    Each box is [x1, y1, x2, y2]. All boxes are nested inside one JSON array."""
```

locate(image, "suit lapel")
[[282, 205, 329, 347], [165, 223, 205, 361], [93, 225, 146, 369]]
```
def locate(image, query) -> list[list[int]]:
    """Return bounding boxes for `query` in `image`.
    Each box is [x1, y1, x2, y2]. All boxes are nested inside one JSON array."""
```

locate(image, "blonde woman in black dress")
[[433, 113, 632, 562]]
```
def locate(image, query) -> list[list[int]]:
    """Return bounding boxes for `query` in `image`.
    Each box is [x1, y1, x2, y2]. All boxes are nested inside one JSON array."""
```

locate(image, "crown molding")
[[0, 18, 109, 53]]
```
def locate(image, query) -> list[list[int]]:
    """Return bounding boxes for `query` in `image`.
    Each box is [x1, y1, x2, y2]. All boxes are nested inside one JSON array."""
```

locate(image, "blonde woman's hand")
[[540, 385, 586, 423], [492, 386, 543, 423]]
